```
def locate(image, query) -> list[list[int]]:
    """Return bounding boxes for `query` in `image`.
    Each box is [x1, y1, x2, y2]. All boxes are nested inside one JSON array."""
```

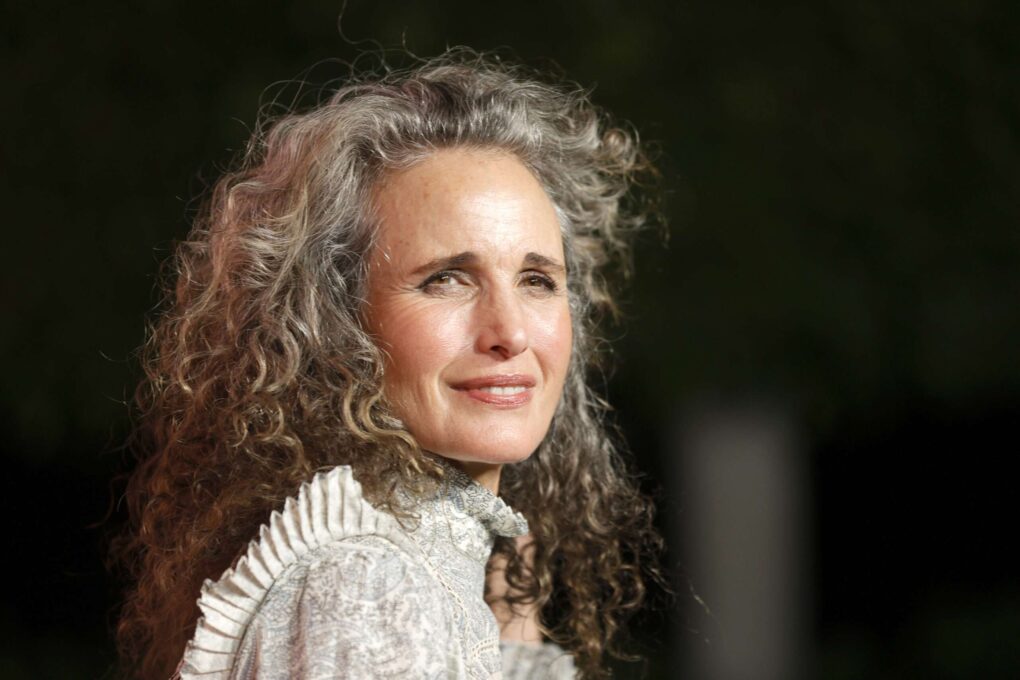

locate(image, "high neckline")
[[398, 458, 529, 567], [436, 459, 530, 539]]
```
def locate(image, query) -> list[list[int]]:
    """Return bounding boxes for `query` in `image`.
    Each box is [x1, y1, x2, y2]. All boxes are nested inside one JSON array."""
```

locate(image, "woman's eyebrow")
[[410, 251, 479, 276], [410, 251, 565, 276], [523, 252, 566, 273]]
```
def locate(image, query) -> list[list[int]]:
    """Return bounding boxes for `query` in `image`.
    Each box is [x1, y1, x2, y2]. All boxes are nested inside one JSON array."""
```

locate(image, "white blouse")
[[176, 464, 576, 679]]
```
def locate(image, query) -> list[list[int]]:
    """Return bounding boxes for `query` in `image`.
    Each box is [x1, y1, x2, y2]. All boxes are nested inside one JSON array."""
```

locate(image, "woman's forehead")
[[371, 149, 564, 266]]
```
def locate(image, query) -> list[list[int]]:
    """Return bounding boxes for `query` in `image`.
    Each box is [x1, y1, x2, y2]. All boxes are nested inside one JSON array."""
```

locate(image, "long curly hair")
[[113, 48, 666, 680]]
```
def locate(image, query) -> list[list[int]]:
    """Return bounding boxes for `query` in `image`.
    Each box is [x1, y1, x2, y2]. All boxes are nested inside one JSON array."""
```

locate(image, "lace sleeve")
[[230, 538, 450, 679], [500, 641, 577, 680]]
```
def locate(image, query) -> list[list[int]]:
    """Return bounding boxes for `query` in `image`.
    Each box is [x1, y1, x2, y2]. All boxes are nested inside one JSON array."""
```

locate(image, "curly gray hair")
[[115, 48, 664, 680]]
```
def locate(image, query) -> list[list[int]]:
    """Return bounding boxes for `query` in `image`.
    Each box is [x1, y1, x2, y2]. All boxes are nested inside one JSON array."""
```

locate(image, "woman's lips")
[[450, 374, 536, 407]]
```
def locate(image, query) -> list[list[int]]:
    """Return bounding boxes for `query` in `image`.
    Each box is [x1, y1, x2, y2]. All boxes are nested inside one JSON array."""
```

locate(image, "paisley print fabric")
[[176, 464, 576, 679]]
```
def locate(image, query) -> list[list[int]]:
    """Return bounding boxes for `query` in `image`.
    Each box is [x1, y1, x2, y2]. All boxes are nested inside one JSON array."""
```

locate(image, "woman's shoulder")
[[177, 465, 438, 678]]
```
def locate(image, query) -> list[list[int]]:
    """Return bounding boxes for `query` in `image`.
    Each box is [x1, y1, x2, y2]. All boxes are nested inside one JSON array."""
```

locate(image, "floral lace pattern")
[[176, 464, 576, 679]]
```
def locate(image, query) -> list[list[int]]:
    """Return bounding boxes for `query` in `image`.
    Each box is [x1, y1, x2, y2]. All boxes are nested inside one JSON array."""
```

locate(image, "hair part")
[[112, 47, 665, 680]]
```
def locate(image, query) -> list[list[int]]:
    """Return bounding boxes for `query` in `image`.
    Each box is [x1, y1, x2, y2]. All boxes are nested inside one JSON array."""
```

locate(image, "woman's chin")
[[427, 440, 540, 469]]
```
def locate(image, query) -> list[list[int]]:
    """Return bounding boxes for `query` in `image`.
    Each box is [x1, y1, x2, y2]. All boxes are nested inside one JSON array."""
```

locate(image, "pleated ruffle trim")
[[177, 465, 399, 678]]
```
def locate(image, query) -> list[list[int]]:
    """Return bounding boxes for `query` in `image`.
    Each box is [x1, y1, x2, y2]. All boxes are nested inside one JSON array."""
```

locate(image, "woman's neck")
[[450, 460, 502, 494]]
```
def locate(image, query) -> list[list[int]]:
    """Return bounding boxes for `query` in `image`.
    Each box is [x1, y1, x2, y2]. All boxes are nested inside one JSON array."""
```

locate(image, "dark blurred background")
[[2, 1, 1018, 678]]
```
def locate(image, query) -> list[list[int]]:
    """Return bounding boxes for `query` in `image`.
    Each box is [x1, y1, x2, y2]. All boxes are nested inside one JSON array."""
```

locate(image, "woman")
[[114, 49, 664, 679]]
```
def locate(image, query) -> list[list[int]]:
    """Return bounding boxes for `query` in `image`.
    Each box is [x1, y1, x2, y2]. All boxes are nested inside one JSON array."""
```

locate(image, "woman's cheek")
[[386, 300, 471, 384], [533, 301, 573, 377]]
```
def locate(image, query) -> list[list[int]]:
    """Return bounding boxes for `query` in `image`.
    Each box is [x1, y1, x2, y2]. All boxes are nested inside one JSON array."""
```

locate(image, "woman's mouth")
[[451, 375, 535, 406]]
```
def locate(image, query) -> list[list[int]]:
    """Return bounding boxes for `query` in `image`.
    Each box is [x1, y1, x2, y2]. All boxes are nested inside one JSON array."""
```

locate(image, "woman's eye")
[[420, 270, 466, 292], [522, 272, 558, 291]]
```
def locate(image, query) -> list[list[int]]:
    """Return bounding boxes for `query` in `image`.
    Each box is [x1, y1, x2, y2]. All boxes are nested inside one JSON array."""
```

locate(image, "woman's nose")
[[474, 287, 528, 359]]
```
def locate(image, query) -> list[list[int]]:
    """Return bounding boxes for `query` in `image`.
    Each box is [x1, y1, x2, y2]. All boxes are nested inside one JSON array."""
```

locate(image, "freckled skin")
[[363, 149, 573, 492]]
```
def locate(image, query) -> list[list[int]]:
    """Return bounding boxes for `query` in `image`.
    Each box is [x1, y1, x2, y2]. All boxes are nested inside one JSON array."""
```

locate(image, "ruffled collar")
[[406, 458, 529, 566], [177, 462, 528, 679], [436, 459, 530, 538]]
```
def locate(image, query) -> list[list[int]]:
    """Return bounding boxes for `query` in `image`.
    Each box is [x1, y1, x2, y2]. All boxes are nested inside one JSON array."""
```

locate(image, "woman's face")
[[364, 148, 572, 488]]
